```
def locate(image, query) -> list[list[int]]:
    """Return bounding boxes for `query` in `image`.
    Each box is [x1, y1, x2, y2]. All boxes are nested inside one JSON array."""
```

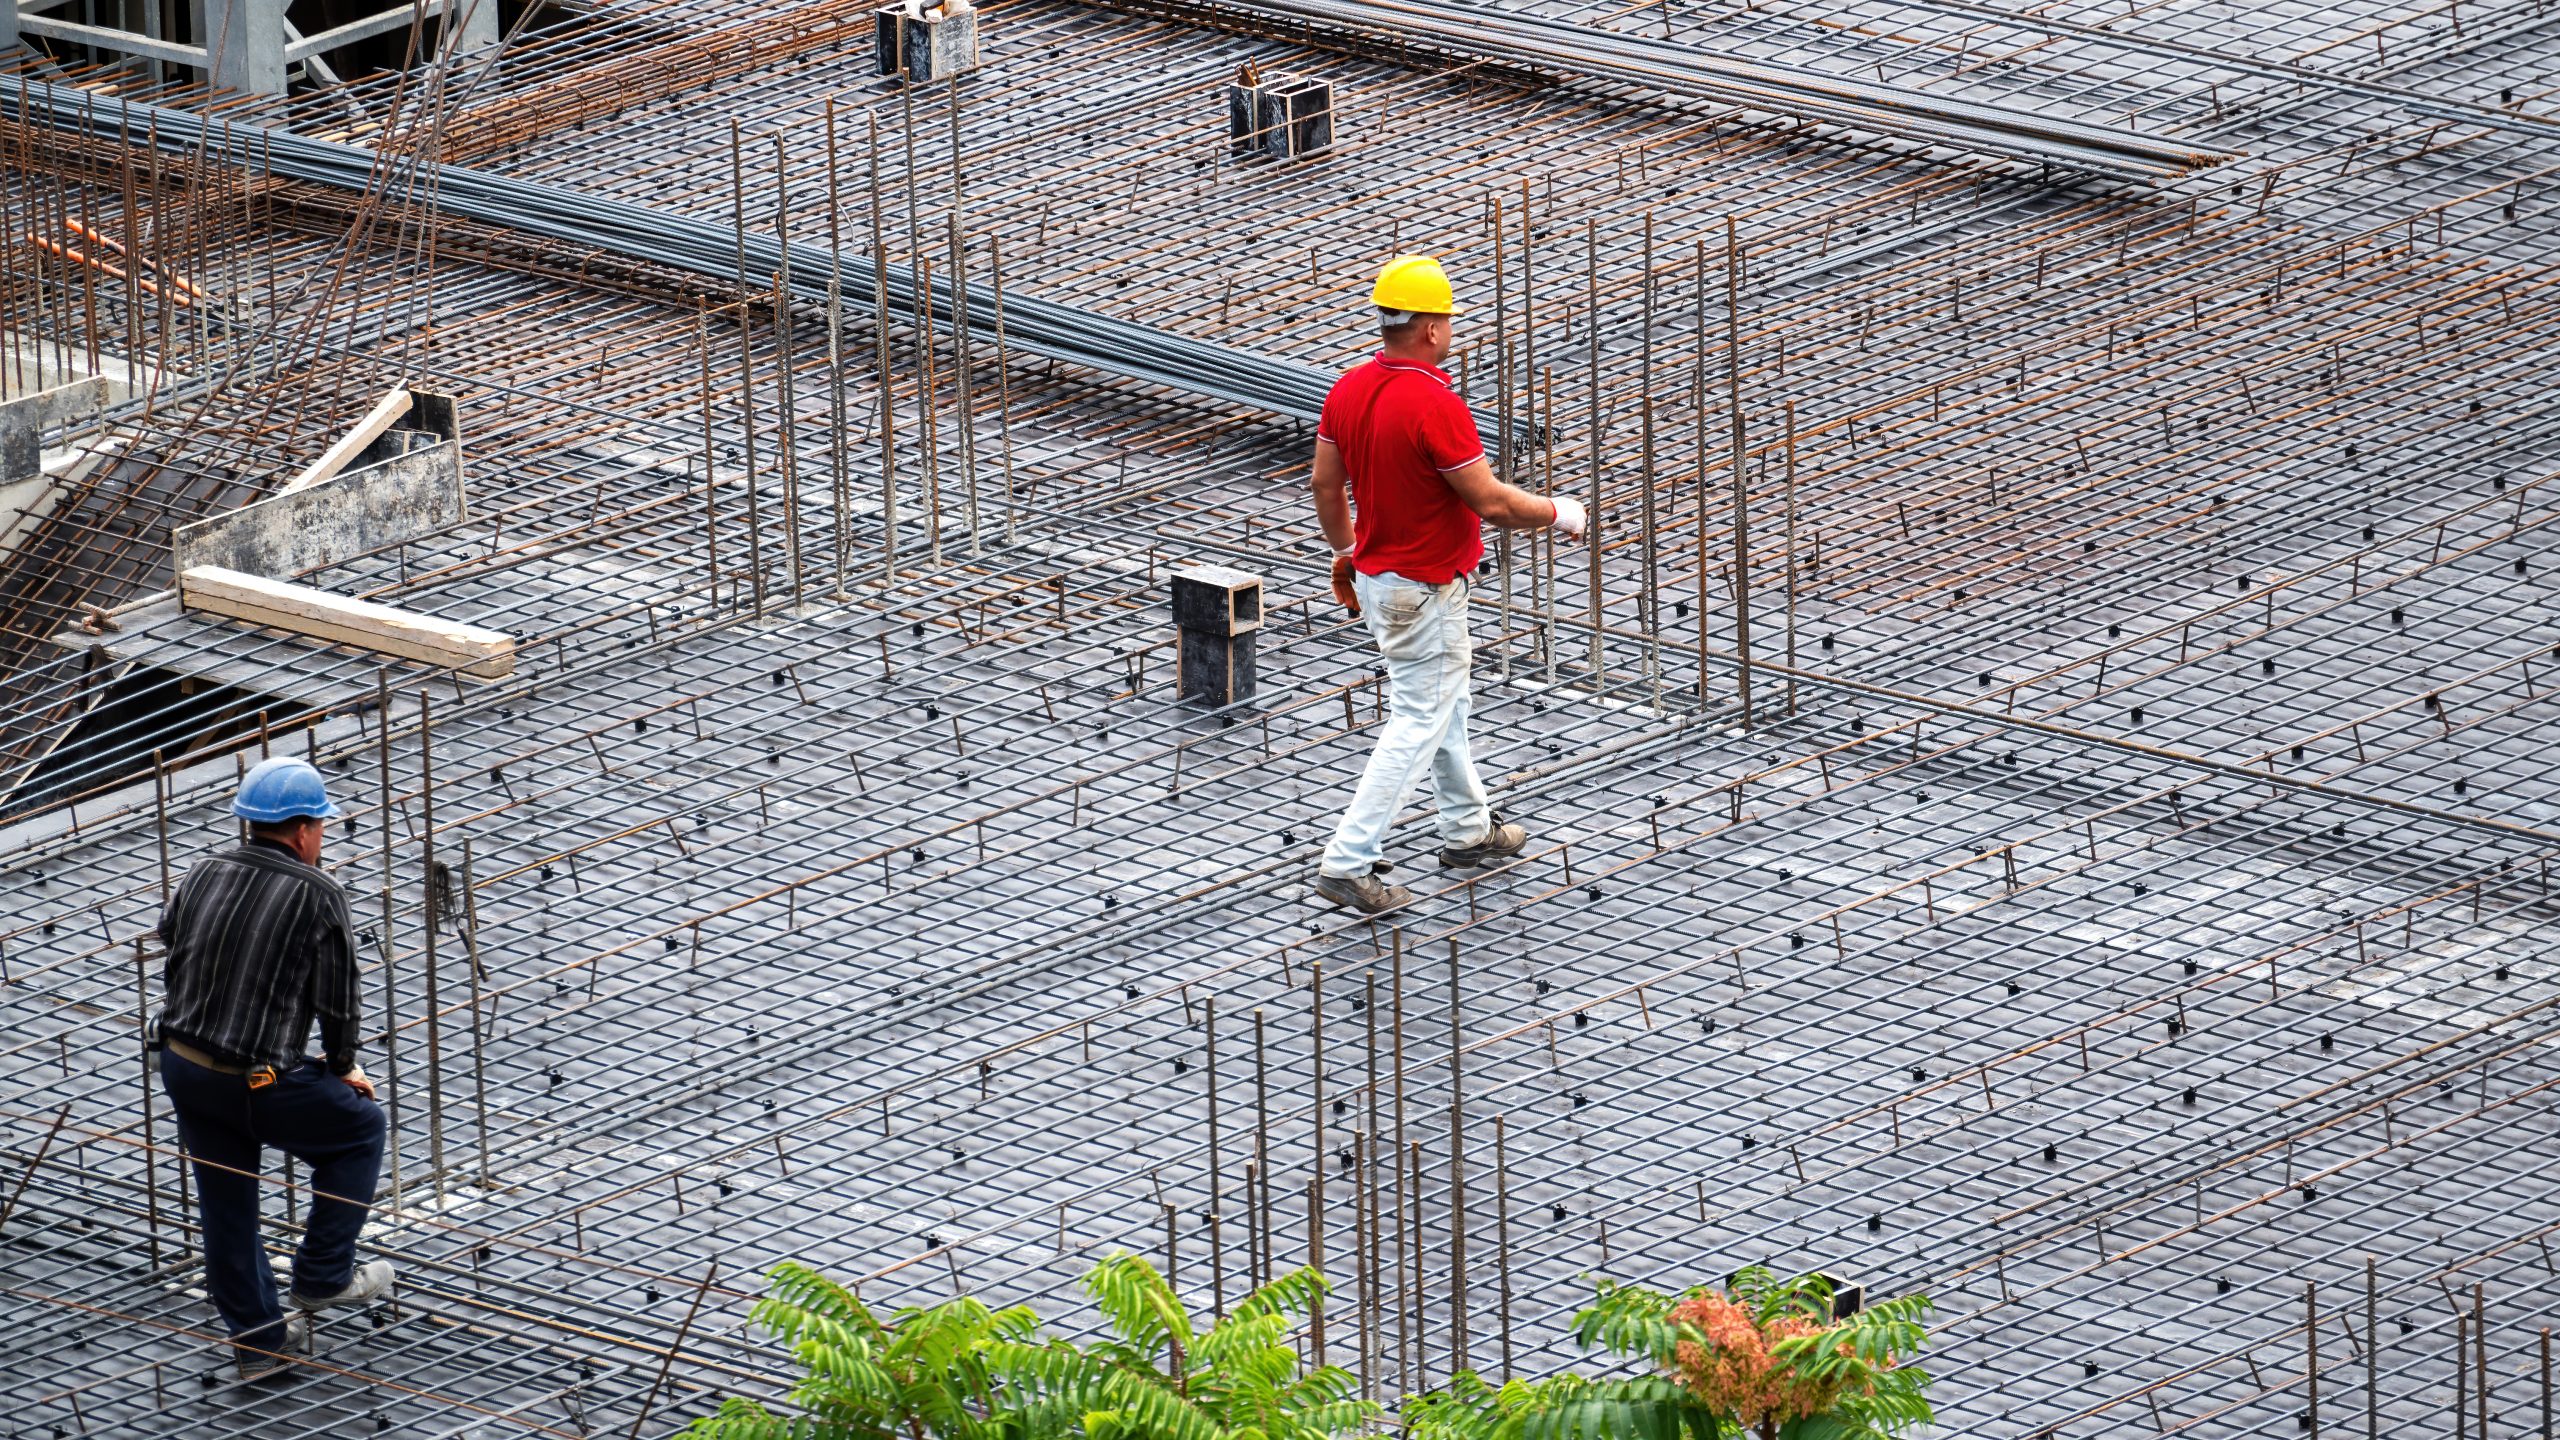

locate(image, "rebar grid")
[[3, 0, 2559, 1435]]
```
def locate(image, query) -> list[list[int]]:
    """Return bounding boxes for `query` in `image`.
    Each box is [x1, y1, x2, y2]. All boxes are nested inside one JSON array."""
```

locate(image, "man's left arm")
[[314, 890, 366, 1083], [1427, 394, 1584, 536]]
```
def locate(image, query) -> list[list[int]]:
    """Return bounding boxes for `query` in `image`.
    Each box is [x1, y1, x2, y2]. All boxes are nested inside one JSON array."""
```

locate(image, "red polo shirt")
[[1317, 353, 1486, 585]]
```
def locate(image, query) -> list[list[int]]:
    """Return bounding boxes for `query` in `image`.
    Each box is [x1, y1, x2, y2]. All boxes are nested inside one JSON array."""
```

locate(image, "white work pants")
[[1319, 570, 1494, 878]]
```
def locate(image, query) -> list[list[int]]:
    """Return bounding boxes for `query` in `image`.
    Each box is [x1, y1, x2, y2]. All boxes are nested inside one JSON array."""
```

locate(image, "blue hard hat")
[[233, 757, 342, 823]]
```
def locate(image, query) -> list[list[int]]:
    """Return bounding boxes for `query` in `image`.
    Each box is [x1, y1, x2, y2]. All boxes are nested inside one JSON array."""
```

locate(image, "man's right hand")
[[1549, 496, 1589, 540], [341, 1065, 377, 1100], [1331, 552, 1362, 617]]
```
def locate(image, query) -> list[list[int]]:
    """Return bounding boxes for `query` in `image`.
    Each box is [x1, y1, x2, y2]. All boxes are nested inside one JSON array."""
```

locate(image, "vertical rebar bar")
[[873, 233, 900, 585], [1542, 365, 1559, 683], [460, 838, 491, 1192], [1639, 210, 1660, 706], [946, 82, 980, 555], [989, 233, 1019, 546], [1408, 1137, 1426, 1391], [151, 748, 171, 903], [132, 939, 163, 1268], [1254, 1008, 1270, 1288], [2538, 1325, 2550, 1440], [2458, 1311, 2470, 1440], [1725, 215, 1753, 726], [1495, 1112, 1512, 1379], [418, 690, 444, 1206], [918, 256, 943, 565], [771, 135, 804, 609], [695, 306, 724, 607], [374, 671, 403, 1206], [1783, 398, 1798, 714], [945, 212, 980, 554], [1391, 942, 1410, 1388], [869, 111, 898, 586], [2367, 1257, 2379, 1440], [1307, 1173, 1325, 1365], [1492, 196, 1512, 683], [1206, 995, 1222, 1318], [2307, 1280, 2319, 1437], [1447, 936, 1467, 1376], [1364, 972, 1382, 1391], [1309, 961, 1325, 1362], [727, 120, 765, 618], [2477, 1284, 2489, 1439], [1584, 219, 1603, 692], [1311, 959, 1326, 1200], [1244, 1158, 1259, 1294], [825, 96, 851, 597], [1355, 1129, 1373, 1400], [1692, 236, 1710, 706]]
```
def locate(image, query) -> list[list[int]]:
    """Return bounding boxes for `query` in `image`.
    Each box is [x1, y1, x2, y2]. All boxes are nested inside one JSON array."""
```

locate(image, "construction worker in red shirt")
[[1310, 255, 1587, 914]]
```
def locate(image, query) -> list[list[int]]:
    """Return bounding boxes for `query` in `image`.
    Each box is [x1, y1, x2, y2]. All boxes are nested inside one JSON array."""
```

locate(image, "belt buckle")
[[246, 1066, 279, 1091]]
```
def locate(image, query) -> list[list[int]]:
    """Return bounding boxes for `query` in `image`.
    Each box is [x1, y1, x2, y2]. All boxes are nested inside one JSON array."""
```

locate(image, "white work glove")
[[1548, 495, 1588, 540]]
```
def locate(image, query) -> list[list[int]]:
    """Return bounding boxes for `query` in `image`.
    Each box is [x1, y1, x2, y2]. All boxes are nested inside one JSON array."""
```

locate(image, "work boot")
[[232, 1314, 309, 1383], [1313, 868, 1413, 915], [1441, 816, 1528, 868], [291, 1259, 395, 1312]]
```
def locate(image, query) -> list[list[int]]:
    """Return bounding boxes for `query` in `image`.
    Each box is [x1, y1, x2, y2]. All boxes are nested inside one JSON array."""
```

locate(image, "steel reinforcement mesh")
[[2, 0, 2558, 1434]]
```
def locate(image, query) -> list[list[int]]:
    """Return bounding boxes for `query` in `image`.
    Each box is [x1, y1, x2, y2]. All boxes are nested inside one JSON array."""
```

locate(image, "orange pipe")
[[63, 218, 208, 300], [14, 232, 187, 306]]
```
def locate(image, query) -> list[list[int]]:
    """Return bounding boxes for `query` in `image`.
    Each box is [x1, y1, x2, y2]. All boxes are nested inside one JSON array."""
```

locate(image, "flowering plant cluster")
[[1656, 1269, 1929, 1439], [1404, 1271, 1932, 1440], [1665, 1288, 1845, 1428]]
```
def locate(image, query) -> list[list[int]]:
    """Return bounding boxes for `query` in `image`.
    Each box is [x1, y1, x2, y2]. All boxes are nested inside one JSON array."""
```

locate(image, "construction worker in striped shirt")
[[157, 758, 394, 1381]]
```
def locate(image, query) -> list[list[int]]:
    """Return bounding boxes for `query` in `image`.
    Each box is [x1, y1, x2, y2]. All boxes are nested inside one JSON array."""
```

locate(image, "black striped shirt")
[[158, 839, 363, 1075]]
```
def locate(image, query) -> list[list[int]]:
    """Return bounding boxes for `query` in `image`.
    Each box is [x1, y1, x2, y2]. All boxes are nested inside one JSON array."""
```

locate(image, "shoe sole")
[[291, 1277, 391, 1311], [232, 1345, 299, 1385], [1440, 846, 1526, 868], [1313, 882, 1411, 915]]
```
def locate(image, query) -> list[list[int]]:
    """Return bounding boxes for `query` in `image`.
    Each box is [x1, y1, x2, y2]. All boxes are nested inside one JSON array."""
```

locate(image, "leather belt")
[[165, 1038, 247, 1074]]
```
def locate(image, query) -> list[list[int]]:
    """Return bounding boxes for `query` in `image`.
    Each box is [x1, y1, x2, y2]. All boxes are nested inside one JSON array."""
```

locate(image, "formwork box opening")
[[1171, 564, 1263, 635], [1227, 74, 1332, 161], [1173, 565, 1261, 708], [875, 0, 979, 83]]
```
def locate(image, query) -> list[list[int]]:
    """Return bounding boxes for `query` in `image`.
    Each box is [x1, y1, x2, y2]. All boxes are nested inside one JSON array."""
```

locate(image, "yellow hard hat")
[[1371, 255, 1465, 316]]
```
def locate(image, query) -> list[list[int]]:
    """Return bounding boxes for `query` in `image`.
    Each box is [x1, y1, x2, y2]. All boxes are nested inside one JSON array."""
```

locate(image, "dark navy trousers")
[[160, 1050, 385, 1340]]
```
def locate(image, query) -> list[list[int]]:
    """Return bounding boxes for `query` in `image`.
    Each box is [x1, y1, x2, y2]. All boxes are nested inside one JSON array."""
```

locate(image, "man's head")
[[1371, 255, 1464, 364], [248, 814, 327, 864], [1377, 308, 1453, 363], [233, 757, 341, 865]]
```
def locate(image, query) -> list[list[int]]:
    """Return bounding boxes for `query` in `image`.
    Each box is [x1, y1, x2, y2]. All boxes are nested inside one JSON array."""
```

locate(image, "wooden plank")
[[178, 565, 515, 679], [282, 388, 411, 494], [175, 442, 461, 578]]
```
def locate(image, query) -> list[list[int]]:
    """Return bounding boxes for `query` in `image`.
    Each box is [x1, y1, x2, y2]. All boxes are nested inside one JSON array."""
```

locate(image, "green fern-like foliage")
[[691, 1255, 1379, 1440], [1002, 1254, 1379, 1440], [680, 1261, 1038, 1440], [1761, 1291, 1934, 1440], [1403, 1369, 1726, 1440], [1569, 1282, 1698, 1367]]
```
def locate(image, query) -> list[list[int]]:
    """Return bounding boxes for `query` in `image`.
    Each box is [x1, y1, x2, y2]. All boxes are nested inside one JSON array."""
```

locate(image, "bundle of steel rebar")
[[0, 75, 1351, 431], [1103, 0, 2237, 179]]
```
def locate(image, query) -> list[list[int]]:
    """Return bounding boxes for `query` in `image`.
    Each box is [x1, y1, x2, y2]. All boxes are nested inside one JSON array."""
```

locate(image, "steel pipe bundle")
[[0, 76, 1350, 431], [1128, 0, 2237, 179]]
